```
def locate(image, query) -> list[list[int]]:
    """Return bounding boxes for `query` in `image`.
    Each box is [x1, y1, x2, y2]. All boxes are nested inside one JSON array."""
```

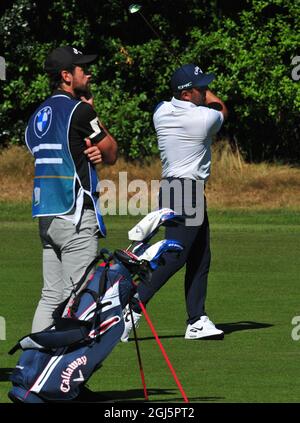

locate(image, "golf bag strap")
[[73, 249, 110, 294], [9, 343, 20, 355], [52, 249, 111, 321], [8, 262, 110, 355], [8, 320, 93, 354], [9, 276, 110, 354], [69, 289, 100, 316], [98, 265, 109, 297], [52, 297, 70, 322], [69, 265, 109, 317]]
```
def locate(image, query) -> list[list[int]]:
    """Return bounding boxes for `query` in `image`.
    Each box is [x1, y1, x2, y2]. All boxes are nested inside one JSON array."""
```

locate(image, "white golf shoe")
[[185, 316, 224, 340], [121, 305, 142, 342]]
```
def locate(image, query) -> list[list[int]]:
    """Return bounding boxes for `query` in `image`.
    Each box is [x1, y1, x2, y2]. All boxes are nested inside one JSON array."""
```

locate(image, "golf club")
[[128, 3, 182, 66], [128, 3, 207, 94]]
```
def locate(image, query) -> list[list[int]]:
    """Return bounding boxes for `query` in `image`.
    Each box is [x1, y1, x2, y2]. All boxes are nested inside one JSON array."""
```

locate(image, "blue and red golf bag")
[[8, 209, 184, 403]]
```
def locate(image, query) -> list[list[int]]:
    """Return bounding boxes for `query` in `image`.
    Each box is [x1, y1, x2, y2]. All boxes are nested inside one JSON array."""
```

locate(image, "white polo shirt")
[[153, 97, 224, 181]]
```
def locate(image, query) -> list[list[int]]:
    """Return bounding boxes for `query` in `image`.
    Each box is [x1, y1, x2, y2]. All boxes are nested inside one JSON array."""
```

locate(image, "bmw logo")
[[34, 106, 52, 138]]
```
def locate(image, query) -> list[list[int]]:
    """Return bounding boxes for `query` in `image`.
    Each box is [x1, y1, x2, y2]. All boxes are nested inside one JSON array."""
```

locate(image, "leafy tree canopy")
[[0, 0, 299, 162]]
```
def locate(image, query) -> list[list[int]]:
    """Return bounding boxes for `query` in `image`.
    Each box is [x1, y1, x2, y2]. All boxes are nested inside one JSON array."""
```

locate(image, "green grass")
[[0, 203, 300, 403]]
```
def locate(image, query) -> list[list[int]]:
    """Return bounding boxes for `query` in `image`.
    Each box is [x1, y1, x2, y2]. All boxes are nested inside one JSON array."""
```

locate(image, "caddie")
[[26, 46, 117, 332]]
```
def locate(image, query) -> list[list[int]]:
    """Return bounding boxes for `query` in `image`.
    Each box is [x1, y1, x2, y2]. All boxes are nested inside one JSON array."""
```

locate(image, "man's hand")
[[80, 95, 94, 108], [84, 138, 102, 165]]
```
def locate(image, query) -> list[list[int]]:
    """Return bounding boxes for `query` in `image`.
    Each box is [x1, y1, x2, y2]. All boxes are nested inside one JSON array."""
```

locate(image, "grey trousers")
[[32, 210, 99, 332]]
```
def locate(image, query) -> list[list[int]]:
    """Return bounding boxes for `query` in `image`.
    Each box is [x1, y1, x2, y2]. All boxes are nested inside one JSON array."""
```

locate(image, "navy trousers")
[[136, 180, 211, 325]]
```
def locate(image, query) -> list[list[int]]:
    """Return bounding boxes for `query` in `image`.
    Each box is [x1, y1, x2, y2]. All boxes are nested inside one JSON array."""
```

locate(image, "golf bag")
[[8, 209, 184, 403]]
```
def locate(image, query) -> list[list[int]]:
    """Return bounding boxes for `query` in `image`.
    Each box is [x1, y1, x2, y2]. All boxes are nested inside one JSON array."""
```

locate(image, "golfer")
[[122, 63, 228, 340], [26, 46, 117, 332]]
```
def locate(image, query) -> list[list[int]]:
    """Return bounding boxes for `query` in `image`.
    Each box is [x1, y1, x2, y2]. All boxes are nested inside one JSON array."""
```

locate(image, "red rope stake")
[[129, 305, 149, 401], [139, 301, 189, 403]]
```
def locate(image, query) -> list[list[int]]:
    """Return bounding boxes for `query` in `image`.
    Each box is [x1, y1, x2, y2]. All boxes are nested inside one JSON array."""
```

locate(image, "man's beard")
[[74, 84, 92, 100]]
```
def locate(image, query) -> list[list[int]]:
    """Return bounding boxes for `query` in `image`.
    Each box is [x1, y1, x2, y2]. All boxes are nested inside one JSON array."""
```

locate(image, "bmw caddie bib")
[[25, 94, 106, 236]]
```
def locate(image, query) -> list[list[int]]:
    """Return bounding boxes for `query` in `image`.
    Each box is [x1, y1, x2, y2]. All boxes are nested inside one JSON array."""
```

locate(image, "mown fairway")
[[0, 203, 299, 403]]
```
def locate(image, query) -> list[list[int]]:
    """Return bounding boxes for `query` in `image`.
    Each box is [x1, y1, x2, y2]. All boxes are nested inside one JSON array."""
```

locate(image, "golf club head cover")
[[128, 208, 184, 242], [114, 249, 140, 269], [138, 239, 184, 270], [112, 249, 152, 291], [130, 241, 151, 257]]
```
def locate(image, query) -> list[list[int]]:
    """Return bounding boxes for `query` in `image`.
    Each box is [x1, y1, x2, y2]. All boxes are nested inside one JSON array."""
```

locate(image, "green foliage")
[[92, 80, 158, 160], [0, 0, 299, 161], [186, 0, 300, 160]]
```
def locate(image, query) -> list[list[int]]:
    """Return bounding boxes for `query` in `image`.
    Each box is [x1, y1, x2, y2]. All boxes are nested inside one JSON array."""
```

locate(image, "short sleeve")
[[206, 109, 224, 136], [71, 102, 106, 144]]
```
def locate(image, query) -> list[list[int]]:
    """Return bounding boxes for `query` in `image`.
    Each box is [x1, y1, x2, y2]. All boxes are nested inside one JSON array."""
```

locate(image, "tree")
[[0, 0, 299, 162]]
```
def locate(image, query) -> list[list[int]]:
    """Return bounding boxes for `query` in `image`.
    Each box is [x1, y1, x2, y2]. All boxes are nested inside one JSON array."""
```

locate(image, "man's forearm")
[[205, 90, 228, 119], [96, 130, 118, 165]]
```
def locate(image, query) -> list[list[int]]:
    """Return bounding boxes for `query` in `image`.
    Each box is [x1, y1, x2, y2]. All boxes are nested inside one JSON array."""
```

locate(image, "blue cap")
[[171, 63, 215, 92]]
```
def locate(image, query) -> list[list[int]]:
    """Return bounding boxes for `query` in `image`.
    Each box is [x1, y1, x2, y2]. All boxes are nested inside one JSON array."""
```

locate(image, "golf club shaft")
[[135, 10, 181, 66], [129, 304, 149, 401], [139, 301, 189, 403]]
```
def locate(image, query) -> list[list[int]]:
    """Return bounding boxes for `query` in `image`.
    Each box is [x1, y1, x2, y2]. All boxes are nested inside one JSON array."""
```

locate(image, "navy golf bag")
[[8, 251, 137, 403], [8, 209, 184, 403]]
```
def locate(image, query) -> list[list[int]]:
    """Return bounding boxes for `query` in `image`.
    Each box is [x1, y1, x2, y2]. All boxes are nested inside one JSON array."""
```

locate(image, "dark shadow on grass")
[[78, 387, 224, 403], [216, 321, 273, 334], [132, 321, 273, 341], [132, 335, 183, 341], [0, 368, 13, 382], [4, 383, 224, 403]]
